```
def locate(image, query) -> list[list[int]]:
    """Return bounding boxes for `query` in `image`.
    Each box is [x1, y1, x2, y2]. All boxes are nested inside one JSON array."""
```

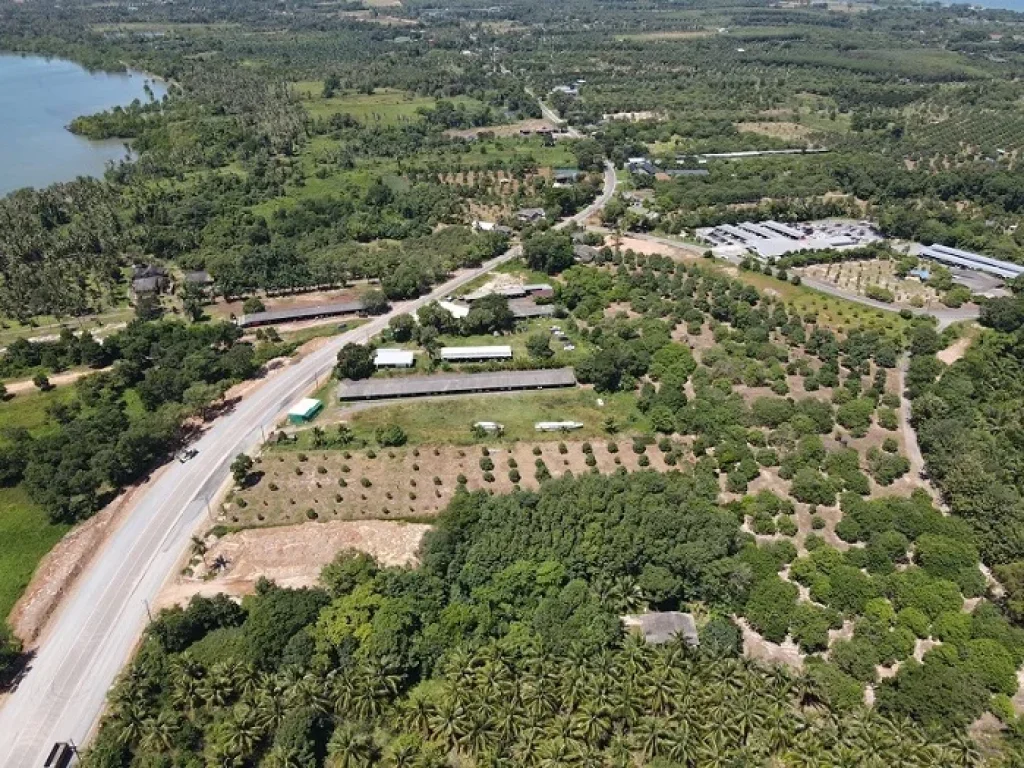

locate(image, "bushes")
[[790, 468, 838, 506], [745, 577, 798, 643], [375, 424, 407, 447], [831, 637, 880, 682], [866, 448, 910, 486]]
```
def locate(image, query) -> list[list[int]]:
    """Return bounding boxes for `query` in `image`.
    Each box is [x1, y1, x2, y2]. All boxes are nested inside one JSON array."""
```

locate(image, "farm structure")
[[237, 300, 367, 328], [374, 349, 415, 368], [338, 368, 577, 401], [917, 243, 1024, 280], [287, 398, 323, 425], [698, 219, 881, 260], [440, 345, 513, 362]]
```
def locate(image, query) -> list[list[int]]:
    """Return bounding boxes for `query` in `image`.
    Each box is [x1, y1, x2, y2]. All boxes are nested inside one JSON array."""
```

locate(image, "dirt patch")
[[606, 235, 704, 261], [736, 617, 804, 671], [736, 121, 814, 141], [445, 118, 556, 139], [3, 366, 110, 394], [937, 335, 971, 365], [158, 520, 428, 609]]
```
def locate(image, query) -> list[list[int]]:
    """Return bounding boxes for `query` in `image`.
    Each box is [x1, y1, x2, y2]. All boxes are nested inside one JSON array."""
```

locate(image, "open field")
[[159, 519, 427, 609], [228, 437, 677, 527], [323, 388, 646, 444], [0, 488, 68, 622], [0, 305, 134, 348], [293, 86, 477, 124], [616, 30, 714, 41], [736, 121, 815, 142]]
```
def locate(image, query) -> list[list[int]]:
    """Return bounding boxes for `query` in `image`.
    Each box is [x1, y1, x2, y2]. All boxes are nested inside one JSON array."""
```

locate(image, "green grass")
[[0, 486, 69, 622], [0, 387, 76, 439], [339, 388, 646, 446], [293, 85, 481, 124]]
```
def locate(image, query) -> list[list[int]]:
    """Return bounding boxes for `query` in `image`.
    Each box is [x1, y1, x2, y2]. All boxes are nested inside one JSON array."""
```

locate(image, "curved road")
[[0, 165, 616, 766]]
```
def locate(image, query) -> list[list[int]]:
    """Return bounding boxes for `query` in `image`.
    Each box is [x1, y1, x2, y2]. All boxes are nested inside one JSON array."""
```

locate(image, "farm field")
[[292, 85, 480, 124], [226, 437, 678, 527], [798, 259, 951, 308]]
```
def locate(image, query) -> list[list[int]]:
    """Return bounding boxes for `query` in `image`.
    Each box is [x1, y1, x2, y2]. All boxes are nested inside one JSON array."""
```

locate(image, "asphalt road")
[[0, 164, 615, 767]]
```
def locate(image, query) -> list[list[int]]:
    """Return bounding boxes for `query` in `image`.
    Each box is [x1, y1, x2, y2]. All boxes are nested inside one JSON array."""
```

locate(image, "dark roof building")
[[622, 612, 700, 646], [338, 367, 576, 401], [132, 276, 166, 294], [553, 168, 583, 183], [515, 207, 547, 222], [574, 244, 599, 263], [509, 298, 556, 318], [131, 265, 168, 280], [238, 299, 368, 328]]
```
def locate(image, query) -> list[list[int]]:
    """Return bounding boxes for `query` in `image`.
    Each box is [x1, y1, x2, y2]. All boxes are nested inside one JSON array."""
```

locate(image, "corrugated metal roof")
[[440, 345, 513, 360], [338, 368, 576, 400], [287, 398, 322, 418], [509, 298, 556, 318], [238, 300, 367, 327], [374, 349, 415, 366]]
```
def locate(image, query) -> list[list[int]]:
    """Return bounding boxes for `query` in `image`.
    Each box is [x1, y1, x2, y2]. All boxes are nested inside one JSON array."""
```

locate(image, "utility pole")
[[143, 598, 152, 622]]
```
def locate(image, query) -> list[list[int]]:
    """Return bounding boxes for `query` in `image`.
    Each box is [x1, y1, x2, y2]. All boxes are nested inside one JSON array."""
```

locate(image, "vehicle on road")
[[177, 448, 198, 463]]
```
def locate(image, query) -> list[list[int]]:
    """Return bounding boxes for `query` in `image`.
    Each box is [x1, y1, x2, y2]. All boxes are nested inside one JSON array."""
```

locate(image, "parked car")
[[177, 448, 198, 463]]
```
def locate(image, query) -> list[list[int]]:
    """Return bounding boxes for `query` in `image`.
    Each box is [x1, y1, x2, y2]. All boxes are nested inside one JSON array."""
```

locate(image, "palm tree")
[[140, 711, 179, 752], [327, 724, 379, 768]]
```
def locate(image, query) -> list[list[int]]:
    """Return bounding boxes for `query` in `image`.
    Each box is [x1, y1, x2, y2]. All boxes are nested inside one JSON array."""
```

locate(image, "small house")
[[515, 207, 547, 223]]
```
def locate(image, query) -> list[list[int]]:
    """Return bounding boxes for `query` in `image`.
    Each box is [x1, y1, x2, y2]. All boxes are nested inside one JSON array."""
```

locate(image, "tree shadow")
[[0, 648, 37, 694]]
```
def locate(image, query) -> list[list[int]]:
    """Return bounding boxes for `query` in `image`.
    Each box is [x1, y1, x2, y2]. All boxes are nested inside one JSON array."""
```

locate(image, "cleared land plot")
[[230, 439, 675, 526], [736, 121, 815, 142], [160, 520, 426, 609], [616, 30, 714, 41], [293, 86, 476, 123]]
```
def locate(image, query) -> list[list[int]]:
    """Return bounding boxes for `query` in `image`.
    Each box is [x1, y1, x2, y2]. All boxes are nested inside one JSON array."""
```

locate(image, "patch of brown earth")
[[158, 519, 429, 609]]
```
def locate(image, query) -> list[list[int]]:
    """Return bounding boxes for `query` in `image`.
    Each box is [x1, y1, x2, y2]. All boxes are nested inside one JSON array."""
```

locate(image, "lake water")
[[0, 54, 167, 196]]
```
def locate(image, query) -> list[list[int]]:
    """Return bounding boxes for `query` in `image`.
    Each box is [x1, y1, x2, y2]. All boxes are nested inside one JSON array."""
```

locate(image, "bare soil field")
[[445, 119, 556, 139], [158, 520, 428, 609], [736, 121, 814, 141], [227, 440, 677, 527], [604, 235, 705, 261]]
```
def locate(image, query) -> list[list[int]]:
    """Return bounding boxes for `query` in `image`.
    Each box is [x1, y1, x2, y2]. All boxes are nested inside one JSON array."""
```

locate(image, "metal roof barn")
[[440, 345, 513, 361], [238, 300, 367, 328], [928, 244, 1024, 278], [338, 368, 577, 401], [374, 349, 415, 367], [509, 299, 556, 318], [762, 220, 804, 239], [287, 398, 323, 424], [919, 247, 1023, 280]]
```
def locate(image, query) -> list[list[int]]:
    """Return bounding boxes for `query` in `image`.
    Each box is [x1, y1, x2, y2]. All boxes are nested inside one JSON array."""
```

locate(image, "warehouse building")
[[918, 244, 1024, 280], [338, 368, 577, 401], [374, 349, 415, 368], [509, 298, 556, 319], [440, 345, 513, 362], [237, 299, 368, 328]]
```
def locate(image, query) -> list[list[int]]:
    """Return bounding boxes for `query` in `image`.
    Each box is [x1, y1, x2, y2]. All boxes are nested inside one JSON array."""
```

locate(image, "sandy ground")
[[736, 121, 814, 141], [2, 366, 111, 394], [937, 335, 972, 365], [736, 617, 803, 671], [445, 118, 556, 139], [156, 520, 429, 609], [604, 235, 704, 260]]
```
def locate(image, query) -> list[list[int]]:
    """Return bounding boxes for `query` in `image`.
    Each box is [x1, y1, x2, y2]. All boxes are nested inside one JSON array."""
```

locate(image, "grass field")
[[293, 85, 479, 124], [337, 388, 646, 446], [0, 487, 68, 622], [0, 389, 78, 621]]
